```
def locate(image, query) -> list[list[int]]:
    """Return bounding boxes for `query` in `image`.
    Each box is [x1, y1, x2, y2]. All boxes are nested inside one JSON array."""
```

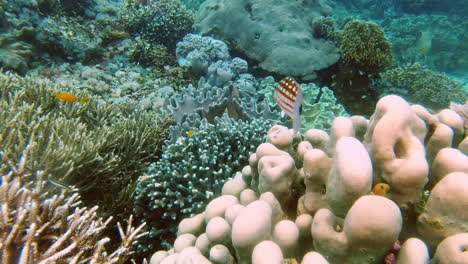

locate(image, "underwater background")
[[0, 0, 467, 263]]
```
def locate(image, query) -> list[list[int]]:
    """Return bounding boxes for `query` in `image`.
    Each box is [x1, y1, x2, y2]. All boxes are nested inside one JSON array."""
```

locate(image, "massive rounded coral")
[[146, 95, 468, 264], [340, 20, 392, 74]]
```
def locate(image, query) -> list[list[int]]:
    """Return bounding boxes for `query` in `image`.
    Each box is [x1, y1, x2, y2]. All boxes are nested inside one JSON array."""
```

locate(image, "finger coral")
[[146, 95, 468, 264]]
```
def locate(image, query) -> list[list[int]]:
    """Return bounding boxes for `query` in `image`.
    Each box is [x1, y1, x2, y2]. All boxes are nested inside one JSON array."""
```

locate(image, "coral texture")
[[259, 77, 349, 133], [147, 95, 468, 264], [133, 116, 271, 252], [0, 146, 146, 264], [195, 0, 339, 79], [339, 20, 392, 74], [120, 0, 194, 49], [379, 63, 467, 109], [0, 71, 172, 248]]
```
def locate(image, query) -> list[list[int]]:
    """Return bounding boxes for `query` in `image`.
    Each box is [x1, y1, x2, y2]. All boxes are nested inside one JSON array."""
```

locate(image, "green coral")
[[0, 31, 34, 74], [0, 71, 172, 232], [120, 0, 194, 49], [340, 20, 392, 74], [133, 116, 271, 253], [259, 77, 349, 133], [311, 16, 339, 41], [129, 38, 177, 68], [380, 63, 467, 109]]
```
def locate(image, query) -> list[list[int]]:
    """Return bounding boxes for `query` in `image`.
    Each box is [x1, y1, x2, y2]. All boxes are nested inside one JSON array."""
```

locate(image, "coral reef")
[[339, 20, 392, 74], [379, 63, 467, 109], [0, 146, 146, 264], [0, 71, 172, 246], [133, 115, 271, 253], [147, 95, 468, 264], [176, 34, 251, 88], [259, 77, 349, 133], [128, 38, 177, 68], [164, 77, 279, 139], [323, 19, 392, 116], [119, 0, 194, 49], [380, 14, 468, 76], [194, 0, 339, 79]]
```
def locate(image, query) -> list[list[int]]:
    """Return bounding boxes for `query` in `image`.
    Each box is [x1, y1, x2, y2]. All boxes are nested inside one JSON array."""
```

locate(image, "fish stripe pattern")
[[274, 77, 304, 135]]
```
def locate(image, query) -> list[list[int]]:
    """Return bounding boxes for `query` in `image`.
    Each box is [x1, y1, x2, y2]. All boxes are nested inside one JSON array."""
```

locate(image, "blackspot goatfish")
[[274, 77, 303, 135]]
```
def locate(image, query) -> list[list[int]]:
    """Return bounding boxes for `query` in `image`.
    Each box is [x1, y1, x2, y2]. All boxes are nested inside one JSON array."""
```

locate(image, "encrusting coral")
[[379, 62, 467, 109], [147, 95, 468, 264], [0, 145, 147, 263]]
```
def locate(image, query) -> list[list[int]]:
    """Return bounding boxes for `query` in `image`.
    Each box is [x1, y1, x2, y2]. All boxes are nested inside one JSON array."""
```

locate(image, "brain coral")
[[194, 0, 340, 79]]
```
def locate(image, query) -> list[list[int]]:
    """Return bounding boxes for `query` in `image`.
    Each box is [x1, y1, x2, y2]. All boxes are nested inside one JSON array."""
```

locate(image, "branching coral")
[[119, 0, 194, 49], [0, 71, 172, 250], [133, 115, 271, 253], [146, 95, 468, 264], [0, 145, 147, 264]]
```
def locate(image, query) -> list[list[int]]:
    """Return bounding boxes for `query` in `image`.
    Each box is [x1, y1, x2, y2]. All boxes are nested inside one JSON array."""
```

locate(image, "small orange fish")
[[187, 130, 195, 137], [372, 183, 390, 196], [417, 47, 427, 52], [56, 92, 78, 102], [275, 77, 303, 135]]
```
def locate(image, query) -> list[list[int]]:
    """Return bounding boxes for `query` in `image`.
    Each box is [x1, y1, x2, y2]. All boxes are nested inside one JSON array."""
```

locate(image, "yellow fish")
[[372, 183, 390, 196], [79, 97, 91, 104], [187, 130, 195, 137]]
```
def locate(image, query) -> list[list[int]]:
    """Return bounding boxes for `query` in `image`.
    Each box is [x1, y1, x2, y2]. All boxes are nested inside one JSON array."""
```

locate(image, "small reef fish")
[[56, 92, 78, 102], [275, 77, 303, 135], [48, 178, 79, 192], [56, 92, 91, 104], [187, 130, 195, 137], [372, 183, 390, 196]]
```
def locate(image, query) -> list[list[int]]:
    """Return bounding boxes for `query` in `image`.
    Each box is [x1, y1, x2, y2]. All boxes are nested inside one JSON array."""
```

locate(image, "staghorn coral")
[[378, 63, 467, 109], [0, 71, 172, 252], [0, 145, 147, 264], [119, 0, 194, 49], [133, 115, 271, 253], [146, 95, 468, 264]]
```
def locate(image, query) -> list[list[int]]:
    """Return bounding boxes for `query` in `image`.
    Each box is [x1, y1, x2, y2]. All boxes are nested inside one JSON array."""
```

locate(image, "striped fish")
[[274, 77, 303, 135]]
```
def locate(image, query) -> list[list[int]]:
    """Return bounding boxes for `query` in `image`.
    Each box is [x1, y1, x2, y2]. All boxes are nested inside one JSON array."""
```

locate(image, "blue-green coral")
[[133, 115, 271, 252], [259, 77, 349, 133]]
